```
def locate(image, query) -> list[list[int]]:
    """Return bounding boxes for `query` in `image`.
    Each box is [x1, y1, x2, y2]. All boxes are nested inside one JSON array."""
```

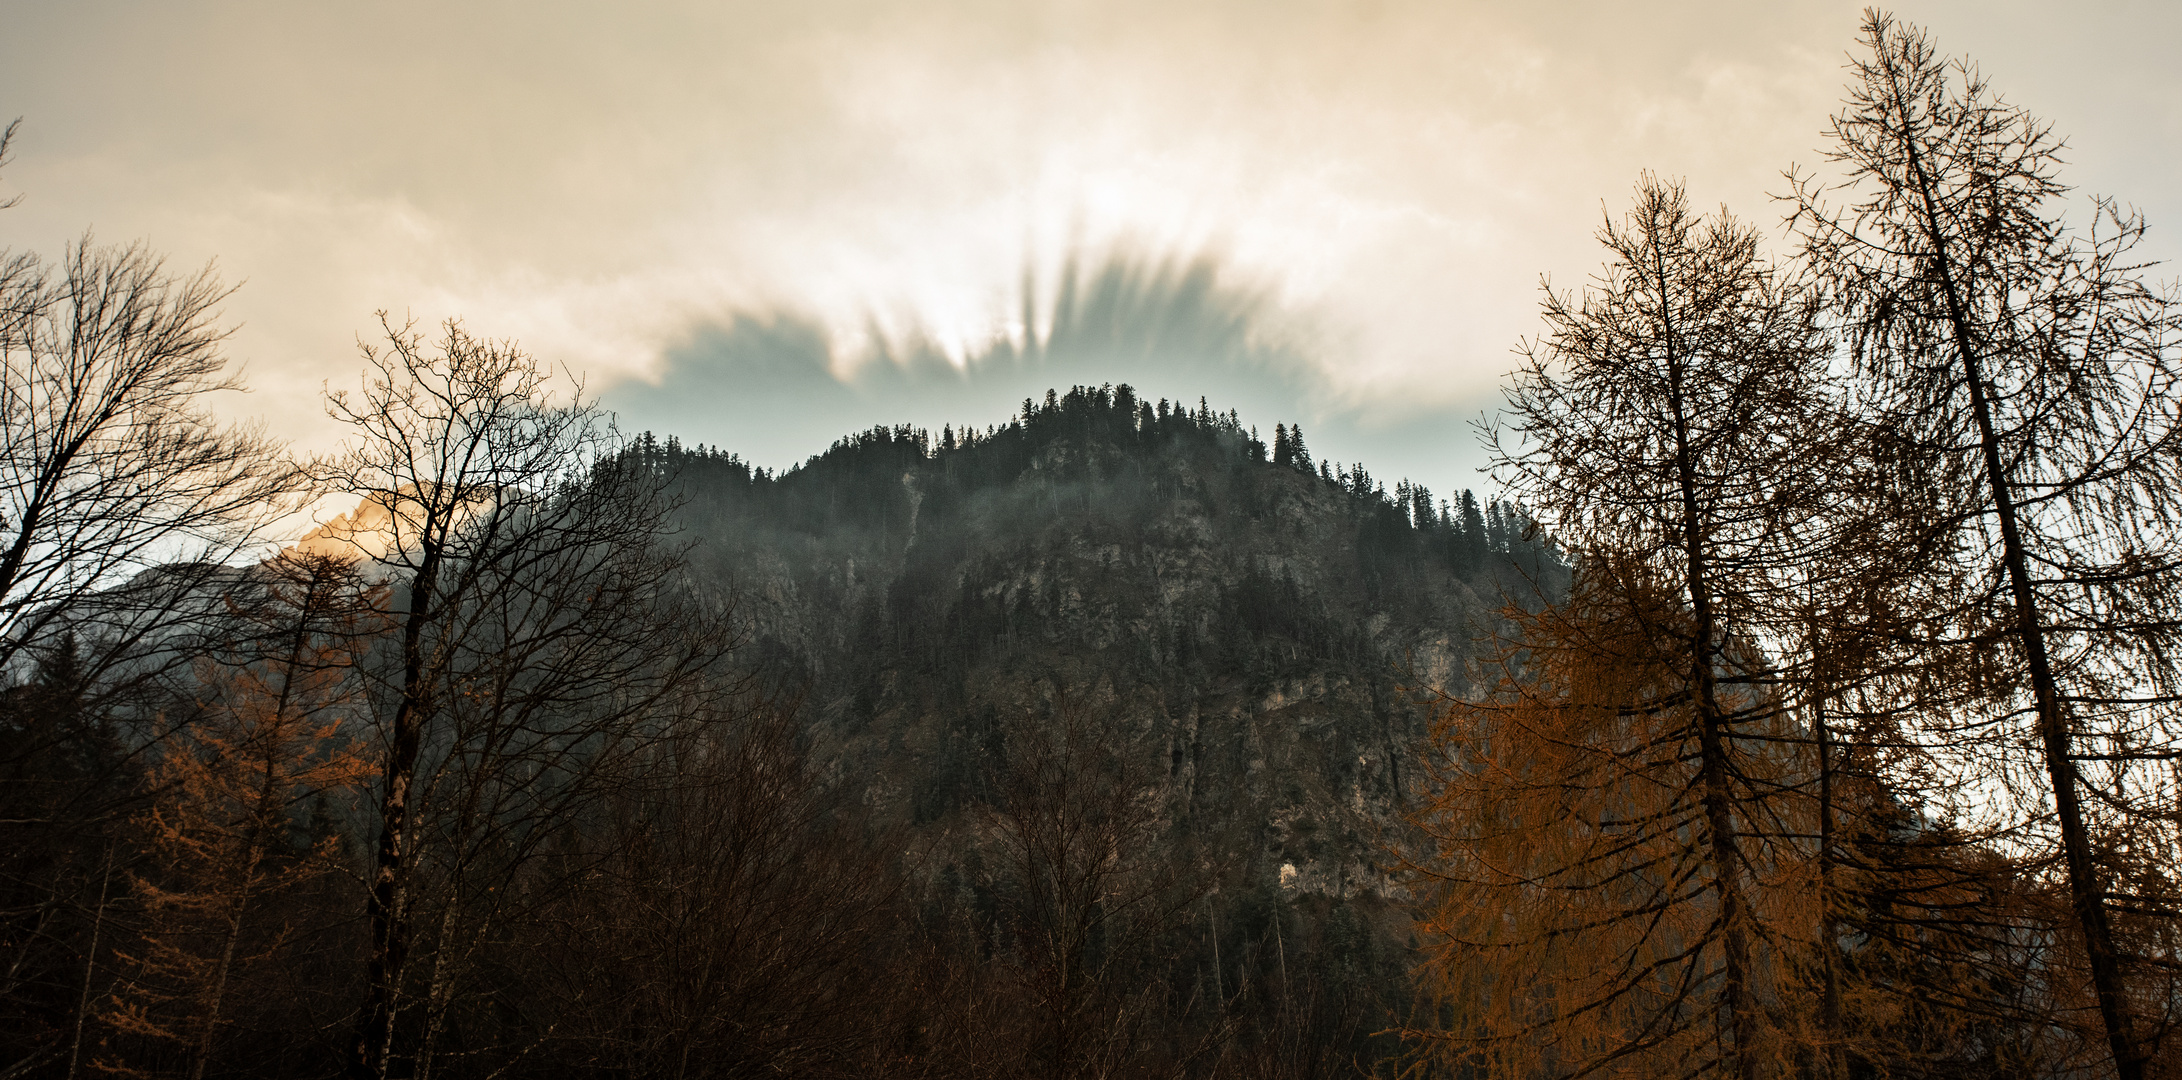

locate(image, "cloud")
[[606, 247, 1501, 500], [2, 0, 2173, 502]]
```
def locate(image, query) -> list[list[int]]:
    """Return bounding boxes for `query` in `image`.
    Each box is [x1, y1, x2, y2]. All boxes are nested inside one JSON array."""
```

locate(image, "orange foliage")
[[1399, 559, 1820, 1080], [98, 554, 381, 1079]]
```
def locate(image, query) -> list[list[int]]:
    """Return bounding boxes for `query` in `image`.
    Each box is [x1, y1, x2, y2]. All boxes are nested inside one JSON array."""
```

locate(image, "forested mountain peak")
[[629, 381, 1560, 600], [590, 385, 1568, 1067]]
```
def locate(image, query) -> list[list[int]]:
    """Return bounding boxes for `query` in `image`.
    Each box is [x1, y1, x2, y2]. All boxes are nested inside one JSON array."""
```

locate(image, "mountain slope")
[[634, 384, 1565, 1059], [647, 384, 1559, 884]]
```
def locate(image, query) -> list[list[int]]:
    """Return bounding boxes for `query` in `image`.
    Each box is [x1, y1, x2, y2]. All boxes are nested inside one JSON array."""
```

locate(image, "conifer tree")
[[1457, 490, 1487, 579], [100, 553, 377, 1079], [1408, 176, 1842, 1079], [1788, 15, 2182, 1076], [1406, 559, 1816, 1078]]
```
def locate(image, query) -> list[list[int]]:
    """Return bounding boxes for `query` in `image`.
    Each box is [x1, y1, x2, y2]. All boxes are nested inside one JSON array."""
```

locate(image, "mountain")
[[634, 383, 1566, 1059]]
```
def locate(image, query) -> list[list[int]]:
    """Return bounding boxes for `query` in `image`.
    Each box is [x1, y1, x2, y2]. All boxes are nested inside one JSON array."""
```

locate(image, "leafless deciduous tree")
[[313, 315, 735, 1080], [0, 128, 304, 1077], [0, 243, 300, 1061], [516, 690, 909, 1078], [964, 694, 1219, 1080], [0, 119, 21, 212], [0, 237, 298, 683]]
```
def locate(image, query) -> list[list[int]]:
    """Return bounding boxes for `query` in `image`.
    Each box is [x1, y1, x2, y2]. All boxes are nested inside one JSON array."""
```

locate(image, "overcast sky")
[[3, 1, 2176, 502]]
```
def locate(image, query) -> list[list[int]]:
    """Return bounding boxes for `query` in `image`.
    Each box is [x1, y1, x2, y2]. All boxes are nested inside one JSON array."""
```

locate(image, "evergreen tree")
[[1458, 490, 1487, 579], [1286, 425, 1312, 473]]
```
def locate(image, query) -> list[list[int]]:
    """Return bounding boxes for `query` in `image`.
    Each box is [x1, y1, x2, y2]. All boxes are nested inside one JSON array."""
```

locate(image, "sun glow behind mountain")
[[0, 1, 2172, 499]]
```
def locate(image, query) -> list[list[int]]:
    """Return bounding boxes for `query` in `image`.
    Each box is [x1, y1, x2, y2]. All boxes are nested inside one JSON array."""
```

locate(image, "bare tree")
[[0, 238, 299, 681], [313, 315, 734, 1080], [1788, 13, 2182, 1077], [518, 689, 909, 1078], [966, 692, 1215, 1080], [0, 239, 299, 1037], [0, 128, 301, 1074], [0, 118, 21, 212]]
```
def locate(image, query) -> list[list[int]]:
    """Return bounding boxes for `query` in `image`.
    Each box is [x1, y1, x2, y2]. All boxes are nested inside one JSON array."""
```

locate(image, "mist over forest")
[[3, 10, 2181, 1080]]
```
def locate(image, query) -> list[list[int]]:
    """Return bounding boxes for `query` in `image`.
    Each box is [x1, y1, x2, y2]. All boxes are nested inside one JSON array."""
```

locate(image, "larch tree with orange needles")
[[98, 553, 380, 1080], [1402, 177, 1847, 1080], [1404, 561, 1825, 1080], [1787, 13, 2182, 1076]]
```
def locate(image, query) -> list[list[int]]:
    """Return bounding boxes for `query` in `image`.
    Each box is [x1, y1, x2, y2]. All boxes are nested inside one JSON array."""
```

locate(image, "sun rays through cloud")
[[0, 1, 2171, 501]]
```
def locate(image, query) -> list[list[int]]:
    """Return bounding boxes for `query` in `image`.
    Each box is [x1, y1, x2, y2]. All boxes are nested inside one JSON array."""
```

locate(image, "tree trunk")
[[1816, 703, 1845, 1080], [354, 544, 441, 1080], [65, 848, 113, 1080], [1903, 133, 2144, 1080], [190, 905, 243, 1080], [1660, 272, 1758, 1080]]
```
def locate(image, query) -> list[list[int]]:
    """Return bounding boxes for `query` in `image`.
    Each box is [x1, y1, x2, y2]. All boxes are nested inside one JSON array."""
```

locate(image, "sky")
[[2, 0, 2176, 504]]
